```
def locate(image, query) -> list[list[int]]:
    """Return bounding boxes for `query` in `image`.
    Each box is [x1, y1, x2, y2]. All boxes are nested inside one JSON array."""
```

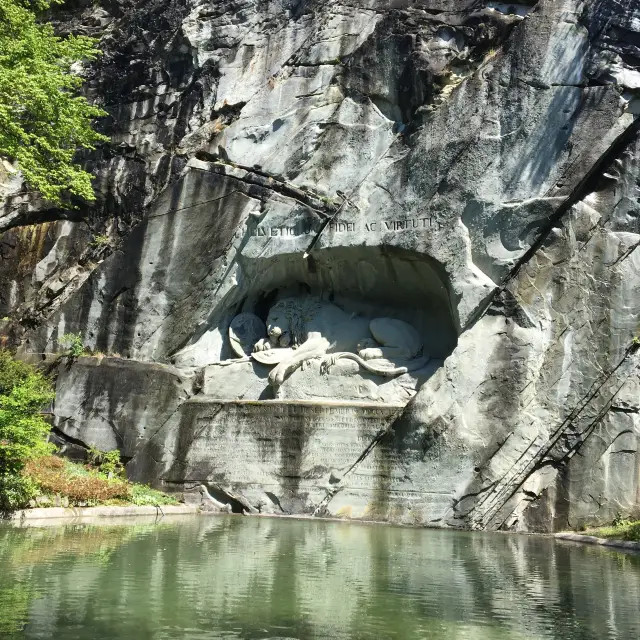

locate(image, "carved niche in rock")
[[228, 297, 428, 395]]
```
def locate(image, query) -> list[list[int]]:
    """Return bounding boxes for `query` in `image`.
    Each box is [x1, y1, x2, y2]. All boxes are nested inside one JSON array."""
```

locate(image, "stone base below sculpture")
[[52, 358, 453, 525], [201, 358, 443, 404], [129, 398, 451, 523]]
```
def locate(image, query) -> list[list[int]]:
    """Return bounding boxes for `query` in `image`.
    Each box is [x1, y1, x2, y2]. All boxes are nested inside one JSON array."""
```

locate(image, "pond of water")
[[1, 515, 639, 639]]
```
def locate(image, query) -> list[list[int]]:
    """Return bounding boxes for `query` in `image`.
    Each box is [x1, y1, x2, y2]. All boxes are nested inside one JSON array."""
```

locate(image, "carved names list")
[[189, 402, 403, 490]]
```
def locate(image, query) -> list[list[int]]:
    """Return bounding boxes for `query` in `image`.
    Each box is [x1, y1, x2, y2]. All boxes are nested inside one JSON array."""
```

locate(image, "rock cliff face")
[[1, 0, 639, 531]]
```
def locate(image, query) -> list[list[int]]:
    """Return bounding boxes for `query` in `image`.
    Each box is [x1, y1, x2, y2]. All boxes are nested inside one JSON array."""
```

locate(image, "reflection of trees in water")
[[0, 518, 639, 639], [0, 521, 169, 636], [0, 584, 31, 636], [0, 523, 156, 567]]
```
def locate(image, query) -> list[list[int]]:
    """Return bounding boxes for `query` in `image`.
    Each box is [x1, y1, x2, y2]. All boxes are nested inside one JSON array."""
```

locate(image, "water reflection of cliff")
[[1, 517, 639, 639]]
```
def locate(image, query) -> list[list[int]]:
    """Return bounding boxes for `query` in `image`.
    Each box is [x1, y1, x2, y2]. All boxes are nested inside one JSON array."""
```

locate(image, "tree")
[[0, 350, 54, 510], [0, 0, 108, 205]]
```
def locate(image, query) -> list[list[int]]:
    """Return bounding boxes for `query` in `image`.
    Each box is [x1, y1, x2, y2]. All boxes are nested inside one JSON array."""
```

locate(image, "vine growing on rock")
[[0, 0, 107, 204]]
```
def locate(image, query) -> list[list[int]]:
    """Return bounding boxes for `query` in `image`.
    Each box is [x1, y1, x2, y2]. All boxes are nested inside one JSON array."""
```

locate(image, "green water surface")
[[1, 516, 639, 639]]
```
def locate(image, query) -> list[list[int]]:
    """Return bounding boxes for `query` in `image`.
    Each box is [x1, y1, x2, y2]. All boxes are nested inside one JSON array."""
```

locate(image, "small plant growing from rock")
[[612, 512, 631, 528], [87, 445, 124, 478], [86, 444, 101, 467], [90, 234, 111, 248], [59, 333, 86, 358]]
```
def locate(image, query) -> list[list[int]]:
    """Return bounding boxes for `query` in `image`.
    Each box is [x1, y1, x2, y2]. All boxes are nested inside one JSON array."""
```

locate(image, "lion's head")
[[266, 297, 321, 347]]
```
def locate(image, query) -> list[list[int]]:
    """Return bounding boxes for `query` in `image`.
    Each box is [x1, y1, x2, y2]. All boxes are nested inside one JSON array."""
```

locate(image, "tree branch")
[[0, 205, 85, 235]]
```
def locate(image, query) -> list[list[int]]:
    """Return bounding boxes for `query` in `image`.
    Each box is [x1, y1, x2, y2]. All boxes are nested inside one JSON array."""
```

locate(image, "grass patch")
[[586, 520, 640, 542], [23, 455, 178, 508], [128, 483, 178, 507]]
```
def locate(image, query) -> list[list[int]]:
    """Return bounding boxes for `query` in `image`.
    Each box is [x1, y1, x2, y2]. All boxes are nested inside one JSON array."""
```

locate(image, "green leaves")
[[0, 357, 54, 472], [0, 350, 54, 509], [0, 472, 39, 511], [59, 332, 85, 357], [0, 0, 108, 205], [128, 483, 179, 507]]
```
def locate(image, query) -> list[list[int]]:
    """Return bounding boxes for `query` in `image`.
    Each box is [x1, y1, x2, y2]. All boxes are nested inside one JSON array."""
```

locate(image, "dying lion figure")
[[250, 297, 428, 393]]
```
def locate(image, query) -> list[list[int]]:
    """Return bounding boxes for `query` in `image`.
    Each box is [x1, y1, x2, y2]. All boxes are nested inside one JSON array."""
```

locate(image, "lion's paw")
[[358, 347, 383, 360], [320, 354, 339, 375], [300, 358, 316, 371], [268, 362, 287, 387], [253, 338, 271, 352], [357, 338, 377, 351]]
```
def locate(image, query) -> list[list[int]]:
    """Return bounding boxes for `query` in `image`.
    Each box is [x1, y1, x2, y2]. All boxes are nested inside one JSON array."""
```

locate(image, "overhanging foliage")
[[0, 0, 108, 204]]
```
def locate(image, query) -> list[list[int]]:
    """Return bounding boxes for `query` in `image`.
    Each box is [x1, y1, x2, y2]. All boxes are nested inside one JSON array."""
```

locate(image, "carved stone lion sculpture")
[[239, 297, 428, 393]]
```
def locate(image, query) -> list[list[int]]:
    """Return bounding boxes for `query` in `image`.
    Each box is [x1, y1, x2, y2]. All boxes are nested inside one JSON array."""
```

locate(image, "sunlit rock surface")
[[1, 0, 639, 530]]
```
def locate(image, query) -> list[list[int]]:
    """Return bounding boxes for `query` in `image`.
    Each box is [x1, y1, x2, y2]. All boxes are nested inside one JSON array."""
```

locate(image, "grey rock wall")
[[53, 357, 194, 459], [1, 0, 639, 530]]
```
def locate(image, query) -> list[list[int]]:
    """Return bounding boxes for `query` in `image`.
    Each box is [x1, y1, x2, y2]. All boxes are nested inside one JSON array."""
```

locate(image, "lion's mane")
[[268, 297, 322, 347]]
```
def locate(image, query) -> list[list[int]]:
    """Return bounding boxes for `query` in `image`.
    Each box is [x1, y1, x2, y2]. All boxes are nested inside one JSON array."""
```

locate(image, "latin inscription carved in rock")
[[182, 400, 403, 492], [250, 215, 442, 238]]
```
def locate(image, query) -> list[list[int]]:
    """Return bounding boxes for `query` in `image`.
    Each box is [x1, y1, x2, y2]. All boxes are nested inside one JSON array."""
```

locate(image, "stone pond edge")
[[10, 505, 200, 520], [6, 508, 640, 554], [555, 532, 640, 552]]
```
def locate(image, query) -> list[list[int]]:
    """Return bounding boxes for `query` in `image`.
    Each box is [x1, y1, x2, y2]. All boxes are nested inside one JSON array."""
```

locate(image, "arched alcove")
[[235, 245, 457, 360]]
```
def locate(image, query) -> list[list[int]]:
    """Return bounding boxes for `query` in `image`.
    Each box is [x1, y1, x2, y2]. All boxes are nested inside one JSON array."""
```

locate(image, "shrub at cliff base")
[[23, 455, 178, 507], [590, 520, 640, 543], [24, 456, 129, 503], [0, 350, 54, 510], [0, 350, 178, 510]]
